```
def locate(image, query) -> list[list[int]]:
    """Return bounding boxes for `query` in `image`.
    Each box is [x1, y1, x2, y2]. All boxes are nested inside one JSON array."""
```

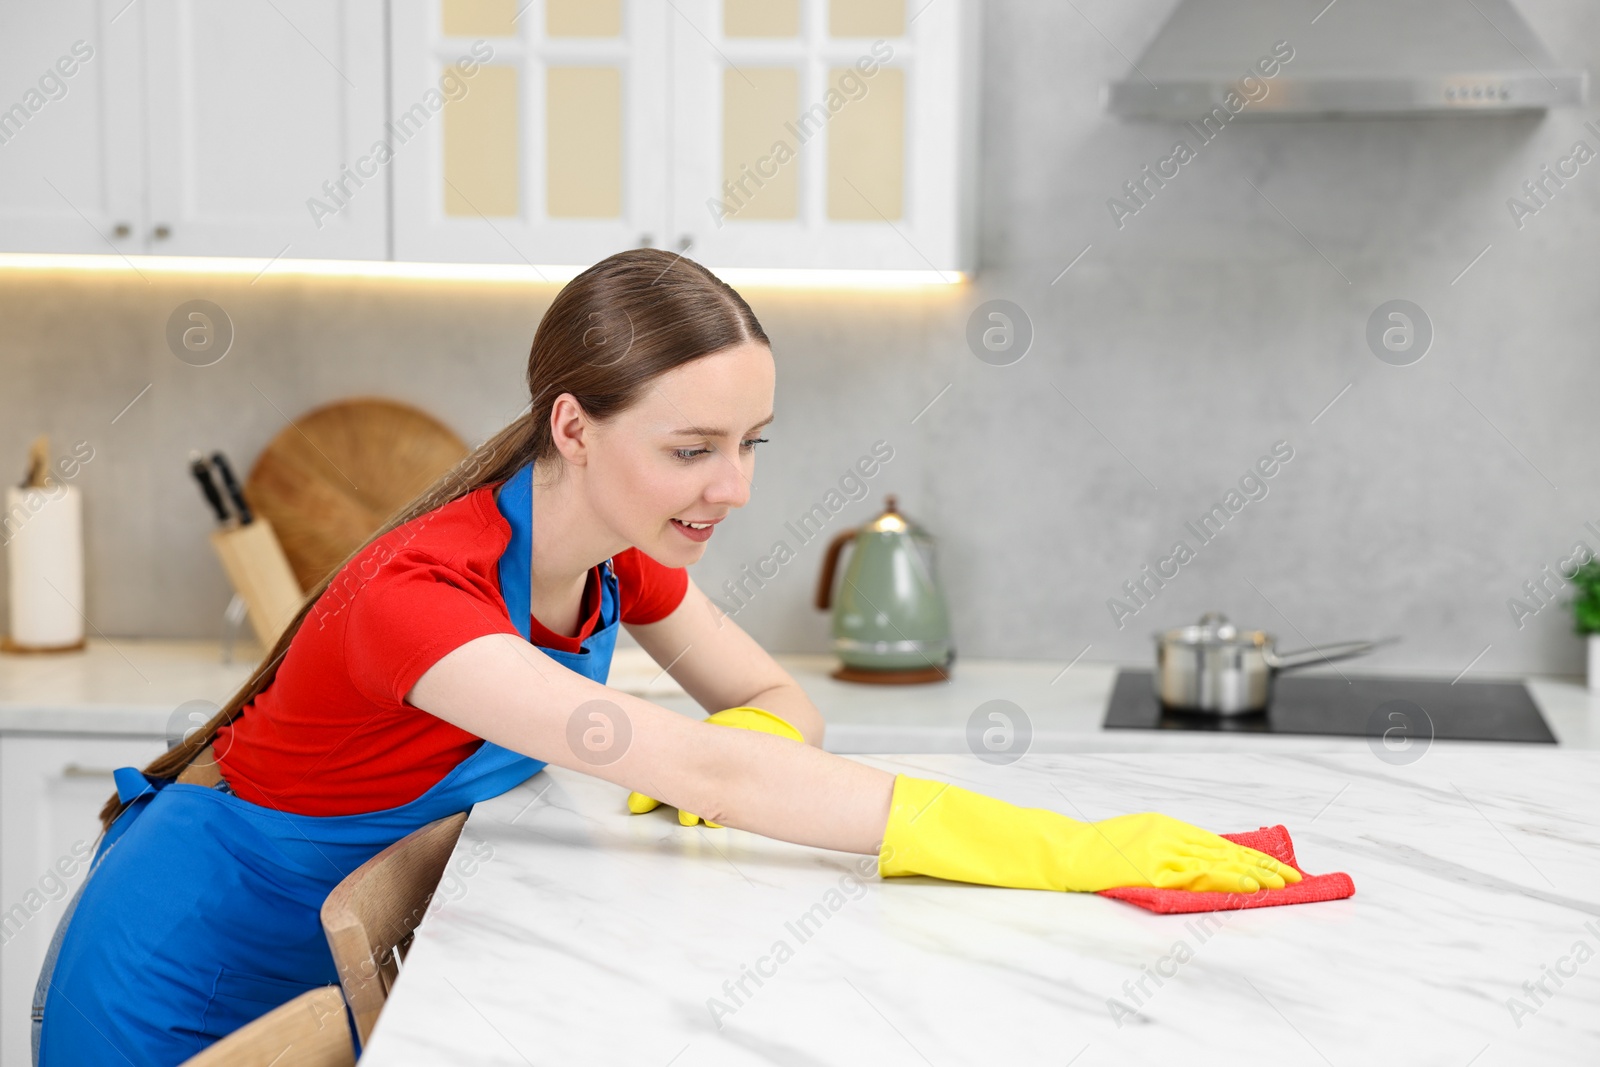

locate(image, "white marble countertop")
[[0, 639, 262, 735], [358, 749, 1600, 1066], [2, 640, 1598, 755]]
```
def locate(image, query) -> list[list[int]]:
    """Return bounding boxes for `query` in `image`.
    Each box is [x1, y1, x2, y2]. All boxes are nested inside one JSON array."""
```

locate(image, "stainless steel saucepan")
[[1153, 612, 1395, 715]]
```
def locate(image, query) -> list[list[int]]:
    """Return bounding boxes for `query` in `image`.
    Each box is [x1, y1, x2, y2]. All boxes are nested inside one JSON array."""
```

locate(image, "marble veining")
[[358, 749, 1600, 1066]]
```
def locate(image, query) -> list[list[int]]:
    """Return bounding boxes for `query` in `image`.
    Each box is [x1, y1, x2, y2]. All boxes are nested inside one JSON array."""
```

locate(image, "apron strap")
[[497, 463, 622, 644], [113, 766, 156, 805], [496, 463, 535, 644]]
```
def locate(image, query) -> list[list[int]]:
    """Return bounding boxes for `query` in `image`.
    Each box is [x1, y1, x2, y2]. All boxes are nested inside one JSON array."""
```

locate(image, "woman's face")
[[585, 341, 775, 564]]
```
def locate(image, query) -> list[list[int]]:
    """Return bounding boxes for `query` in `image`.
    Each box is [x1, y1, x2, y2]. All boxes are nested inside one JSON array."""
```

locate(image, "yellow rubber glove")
[[877, 775, 1303, 894], [626, 706, 804, 827]]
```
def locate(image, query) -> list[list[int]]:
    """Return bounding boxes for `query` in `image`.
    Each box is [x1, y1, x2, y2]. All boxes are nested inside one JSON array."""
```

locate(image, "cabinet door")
[[669, 0, 977, 274], [0, 0, 144, 255], [142, 0, 388, 260], [390, 0, 668, 267], [0, 734, 167, 1067]]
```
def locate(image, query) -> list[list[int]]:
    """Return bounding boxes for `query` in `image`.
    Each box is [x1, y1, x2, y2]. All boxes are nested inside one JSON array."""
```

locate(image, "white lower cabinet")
[[0, 733, 166, 1067]]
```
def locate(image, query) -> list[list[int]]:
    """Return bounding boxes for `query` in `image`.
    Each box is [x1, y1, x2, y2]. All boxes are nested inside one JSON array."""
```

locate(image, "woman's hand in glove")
[[1078, 811, 1301, 893], [877, 775, 1302, 894], [626, 706, 804, 827]]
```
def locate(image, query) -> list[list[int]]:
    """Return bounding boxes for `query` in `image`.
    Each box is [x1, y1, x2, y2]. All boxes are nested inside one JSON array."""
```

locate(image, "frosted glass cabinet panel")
[[670, 0, 976, 273], [442, 63, 522, 218], [725, 0, 801, 38], [391, 0, 667, 267], [722, 67, 802, 221], [829, 0, 905, 38], [545, 66, 623, 219], [442, 0, 517, 37], [826, 64, 904, 221], [547, 0, 623, 38]]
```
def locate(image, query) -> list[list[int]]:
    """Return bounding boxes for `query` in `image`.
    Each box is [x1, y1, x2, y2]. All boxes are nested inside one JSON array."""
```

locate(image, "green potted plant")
[[1568, 559, 1600, 690]]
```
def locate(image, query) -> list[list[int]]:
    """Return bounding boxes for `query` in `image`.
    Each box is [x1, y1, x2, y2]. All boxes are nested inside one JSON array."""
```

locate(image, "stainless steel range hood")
[[1106, 0, 1588, 119]]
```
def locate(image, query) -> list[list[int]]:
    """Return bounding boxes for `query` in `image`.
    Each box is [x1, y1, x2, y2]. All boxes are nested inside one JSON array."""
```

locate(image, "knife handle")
[[189, 453, 230, 524], [209, 451, 253, 525]]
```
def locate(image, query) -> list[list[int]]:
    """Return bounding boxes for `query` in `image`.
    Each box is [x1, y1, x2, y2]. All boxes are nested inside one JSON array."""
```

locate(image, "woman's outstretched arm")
[[409, 633, 1302, 894], [407, 632, 896, 855]]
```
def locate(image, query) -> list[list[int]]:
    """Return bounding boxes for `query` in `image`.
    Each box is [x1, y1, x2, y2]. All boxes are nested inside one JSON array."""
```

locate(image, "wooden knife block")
[[209, 518, 305, 649]]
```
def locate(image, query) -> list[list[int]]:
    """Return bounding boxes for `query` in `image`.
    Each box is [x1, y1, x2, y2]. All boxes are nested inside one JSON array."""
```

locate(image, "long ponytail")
[[97, 248, 769, 833]]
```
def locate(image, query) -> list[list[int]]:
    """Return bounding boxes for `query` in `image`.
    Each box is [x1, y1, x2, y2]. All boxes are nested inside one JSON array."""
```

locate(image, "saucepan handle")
[[1265, 636, 1400, 671]]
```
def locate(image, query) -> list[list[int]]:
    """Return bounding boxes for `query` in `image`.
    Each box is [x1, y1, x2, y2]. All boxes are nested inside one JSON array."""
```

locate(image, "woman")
[[35, 250, 1298, 1064]]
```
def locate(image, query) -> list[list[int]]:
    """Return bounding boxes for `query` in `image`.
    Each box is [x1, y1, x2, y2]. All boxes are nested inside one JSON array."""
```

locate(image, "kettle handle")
[[814, 529, 857, 611]]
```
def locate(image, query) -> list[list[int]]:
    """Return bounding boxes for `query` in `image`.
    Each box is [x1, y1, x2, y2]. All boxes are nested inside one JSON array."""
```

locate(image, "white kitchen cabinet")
[[0, 1, 387, 260], [0, 0, 144, 256], [142, 0, 389, 260], [4, 0, 977, 271], [669, 0, 979, 273], [0, 733, 166, 1067], [390, 0, 669, 266], [390, 0, 978, 273]]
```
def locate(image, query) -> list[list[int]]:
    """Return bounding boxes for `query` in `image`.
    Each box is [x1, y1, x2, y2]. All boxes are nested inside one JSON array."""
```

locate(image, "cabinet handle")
[[675, 234, 692, 252], [61, 763, 118, 779], [153, 224, 171, 240], [113, 222, 131, 238], [637, 232, 654, 247]]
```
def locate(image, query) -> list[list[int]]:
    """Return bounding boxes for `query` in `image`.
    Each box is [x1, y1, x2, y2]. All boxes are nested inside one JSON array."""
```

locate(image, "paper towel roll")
[[4, 484, 85, 651]]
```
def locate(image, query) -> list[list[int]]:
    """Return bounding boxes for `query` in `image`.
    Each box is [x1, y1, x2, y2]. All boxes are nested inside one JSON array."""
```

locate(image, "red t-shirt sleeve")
[[342, 546, 520, 707], [614, 547, 689, 624]]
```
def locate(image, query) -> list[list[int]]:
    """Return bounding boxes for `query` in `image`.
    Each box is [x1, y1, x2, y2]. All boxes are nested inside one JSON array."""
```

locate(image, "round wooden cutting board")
[[244, 397, 469, 592]]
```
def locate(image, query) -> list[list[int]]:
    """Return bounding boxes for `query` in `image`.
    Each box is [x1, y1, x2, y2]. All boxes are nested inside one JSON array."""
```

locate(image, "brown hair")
[[98, 248, 769, 833]]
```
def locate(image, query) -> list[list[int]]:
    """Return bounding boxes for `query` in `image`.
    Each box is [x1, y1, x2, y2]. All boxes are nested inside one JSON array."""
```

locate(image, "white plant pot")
[[1589, 635, 1600, 692]]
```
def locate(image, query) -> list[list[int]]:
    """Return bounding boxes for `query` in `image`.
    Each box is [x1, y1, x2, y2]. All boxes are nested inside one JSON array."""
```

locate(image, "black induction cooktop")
[[1102, 669, 1557, 743]]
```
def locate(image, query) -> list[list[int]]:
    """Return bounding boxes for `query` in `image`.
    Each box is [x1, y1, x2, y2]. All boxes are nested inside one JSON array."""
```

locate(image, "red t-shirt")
[[213, 481, 688, 816]]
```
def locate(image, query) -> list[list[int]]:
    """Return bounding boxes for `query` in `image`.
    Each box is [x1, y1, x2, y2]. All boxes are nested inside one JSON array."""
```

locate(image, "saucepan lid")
[[1153, 612, 1269, 649]]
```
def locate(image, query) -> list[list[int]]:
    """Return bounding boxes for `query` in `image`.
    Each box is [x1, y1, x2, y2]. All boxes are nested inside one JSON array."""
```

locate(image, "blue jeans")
[[32, 776, 236, 1065]]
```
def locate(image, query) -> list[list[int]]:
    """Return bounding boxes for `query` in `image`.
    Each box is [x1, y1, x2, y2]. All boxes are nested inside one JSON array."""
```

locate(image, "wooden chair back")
[[320, 811, 469, 1048], [179, 985, 354, 1066]]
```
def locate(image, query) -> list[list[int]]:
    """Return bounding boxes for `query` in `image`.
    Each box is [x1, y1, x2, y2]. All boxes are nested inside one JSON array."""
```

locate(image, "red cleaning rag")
[[1096, 824, 1355, 914]]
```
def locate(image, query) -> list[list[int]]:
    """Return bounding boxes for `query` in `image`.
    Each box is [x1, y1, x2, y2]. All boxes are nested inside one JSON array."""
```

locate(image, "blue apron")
[[35, 462, 618, 1065]]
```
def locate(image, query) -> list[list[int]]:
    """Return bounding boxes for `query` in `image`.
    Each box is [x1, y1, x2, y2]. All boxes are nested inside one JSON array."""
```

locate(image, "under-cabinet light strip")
[[0, 253, 966, 289]]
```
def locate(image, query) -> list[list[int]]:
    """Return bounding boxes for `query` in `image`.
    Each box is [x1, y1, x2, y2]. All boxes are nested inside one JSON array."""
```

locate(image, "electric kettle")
[[814, 495, 953, 684]]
